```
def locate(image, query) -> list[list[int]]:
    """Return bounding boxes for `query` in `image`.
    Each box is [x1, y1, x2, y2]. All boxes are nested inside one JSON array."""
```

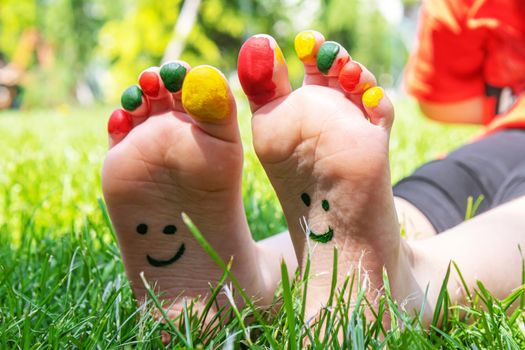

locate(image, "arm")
[[418, 96, 485, 125]]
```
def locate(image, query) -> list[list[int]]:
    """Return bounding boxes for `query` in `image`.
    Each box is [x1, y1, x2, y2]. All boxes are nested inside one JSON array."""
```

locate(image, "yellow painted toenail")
[[182, 66, 231, 121], [275, 46, 285, 64], [294, 31, 316, 63], [363, 87, 383, 108]]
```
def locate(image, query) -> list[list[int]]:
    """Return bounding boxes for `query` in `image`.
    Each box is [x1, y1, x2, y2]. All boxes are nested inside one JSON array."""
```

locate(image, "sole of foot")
[[238, 31, 413, 320], [103, 63, 282, 330]]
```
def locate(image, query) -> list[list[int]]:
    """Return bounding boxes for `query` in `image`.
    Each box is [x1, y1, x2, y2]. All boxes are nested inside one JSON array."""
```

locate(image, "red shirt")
[[405, 0, 525, 132]]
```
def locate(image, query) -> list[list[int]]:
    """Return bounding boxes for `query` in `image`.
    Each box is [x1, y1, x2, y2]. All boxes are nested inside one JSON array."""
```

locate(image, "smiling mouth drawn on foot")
[[301, 193, 333, 243], [136, 223, 186, 267]]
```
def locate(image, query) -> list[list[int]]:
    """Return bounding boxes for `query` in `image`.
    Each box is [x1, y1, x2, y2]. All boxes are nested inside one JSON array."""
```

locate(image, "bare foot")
[[103, 63, 281, 319], [238, 31, 419, 319]]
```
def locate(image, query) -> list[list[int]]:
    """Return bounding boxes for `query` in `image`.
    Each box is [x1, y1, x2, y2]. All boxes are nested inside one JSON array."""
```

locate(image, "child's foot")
[[238, 32, 419, 318], [103, 63, 280, 318]]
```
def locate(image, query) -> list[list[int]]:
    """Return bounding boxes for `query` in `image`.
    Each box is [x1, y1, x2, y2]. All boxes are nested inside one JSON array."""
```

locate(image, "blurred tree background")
[[0, 0, 419, 109]]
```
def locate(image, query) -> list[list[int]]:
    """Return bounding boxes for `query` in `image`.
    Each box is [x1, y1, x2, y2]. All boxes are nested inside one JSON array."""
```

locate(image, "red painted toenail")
[[339, 61, 362, 93], [108, 109, 133, 134], [139, 71, 160, 97], [238, 36, 277, 105]]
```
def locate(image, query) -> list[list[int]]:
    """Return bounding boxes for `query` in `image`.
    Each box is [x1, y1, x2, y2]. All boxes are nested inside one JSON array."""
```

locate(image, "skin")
[[418, 97, 485, 125]]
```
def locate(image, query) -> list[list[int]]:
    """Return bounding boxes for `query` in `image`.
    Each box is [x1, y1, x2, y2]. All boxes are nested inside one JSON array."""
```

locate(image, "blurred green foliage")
[[0, 0, 410, 108]]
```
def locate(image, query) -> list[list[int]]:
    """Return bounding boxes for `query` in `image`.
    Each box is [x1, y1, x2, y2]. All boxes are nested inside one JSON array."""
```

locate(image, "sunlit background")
[[0, 0, 477, 241], [0, 0, 420, 110]]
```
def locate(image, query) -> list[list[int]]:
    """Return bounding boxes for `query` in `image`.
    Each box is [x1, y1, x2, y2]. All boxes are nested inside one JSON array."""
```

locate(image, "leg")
[[258, 231, 298, 274], [104, 63, 283, 320], [237, 31, 525, 321], [394, 128, 525, 239], [406, 195, 525, 318], [393, 197, 437, 239], [238, 32, 400, 318]]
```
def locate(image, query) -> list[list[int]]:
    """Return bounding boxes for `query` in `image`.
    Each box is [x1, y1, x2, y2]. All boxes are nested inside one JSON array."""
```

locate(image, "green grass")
[[0, 98, 523, 348]]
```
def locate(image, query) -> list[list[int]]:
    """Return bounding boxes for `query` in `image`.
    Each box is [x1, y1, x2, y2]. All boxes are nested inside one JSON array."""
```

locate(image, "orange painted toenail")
[[182, 66, 231, 121]]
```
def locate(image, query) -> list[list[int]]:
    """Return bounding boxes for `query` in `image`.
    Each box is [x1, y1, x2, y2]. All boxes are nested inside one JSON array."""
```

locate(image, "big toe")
[[181, 65, 239, 142], [237, 34, 292, 112]]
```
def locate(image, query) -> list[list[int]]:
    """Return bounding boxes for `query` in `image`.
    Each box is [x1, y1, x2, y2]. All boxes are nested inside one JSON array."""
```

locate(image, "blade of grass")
[[281, 259, 297, 350], [182, 300, 194, 348], [431, 262, 451, 329], [139, 272, 191, 348]]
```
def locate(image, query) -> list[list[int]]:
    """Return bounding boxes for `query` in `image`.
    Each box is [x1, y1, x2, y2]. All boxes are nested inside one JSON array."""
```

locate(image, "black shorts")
[[393, 129, 525, 233]]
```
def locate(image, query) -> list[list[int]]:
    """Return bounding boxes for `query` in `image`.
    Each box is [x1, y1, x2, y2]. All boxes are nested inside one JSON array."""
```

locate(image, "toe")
[[238, 34, 292, 111], [159, 60, 191, 113], [339, 60, 377, 95], [107, 108, 133, 148], [121, 85, 150, 123], [138, 67, 169, 99], [362, 86, 394, 129], [338, 59, 378, 112], [316, 41, 350, 79], [138, 67, 174, 115], [294, 30, 328, 86], [181, 65, 239, 142]]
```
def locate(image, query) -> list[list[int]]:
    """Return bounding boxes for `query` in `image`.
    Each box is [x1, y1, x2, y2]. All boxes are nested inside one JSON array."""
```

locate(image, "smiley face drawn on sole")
[[301, 193, 333, 243], [136, 223, 185, 267]]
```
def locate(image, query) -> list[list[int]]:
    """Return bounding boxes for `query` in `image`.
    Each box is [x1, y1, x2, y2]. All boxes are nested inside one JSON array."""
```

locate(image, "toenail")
[[294, 31, 317, 63], [339, 61, 363, 92], [139, 71, 160, 97], [136, 223, 148, 234], [108, 109, 133, 134], [316, 41, 340, 74], [121, 86, 143, 111], [182, 66, 231, 121], [238, 36, 277, 105], [363, 87, 384, 108], [160, 62, 187, 93], [275, 46, 285, 64]]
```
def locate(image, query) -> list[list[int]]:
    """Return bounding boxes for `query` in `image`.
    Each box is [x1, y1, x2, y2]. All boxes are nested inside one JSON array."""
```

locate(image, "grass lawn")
[[1, 96, 523, 348]]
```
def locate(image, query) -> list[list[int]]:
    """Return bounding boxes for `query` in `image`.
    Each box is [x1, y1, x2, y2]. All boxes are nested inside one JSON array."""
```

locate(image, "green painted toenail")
[[322, 199, 330, 211], [317, 42, 340, 74], [121, 86, 143, 111], [160, 63, 187, 93]]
